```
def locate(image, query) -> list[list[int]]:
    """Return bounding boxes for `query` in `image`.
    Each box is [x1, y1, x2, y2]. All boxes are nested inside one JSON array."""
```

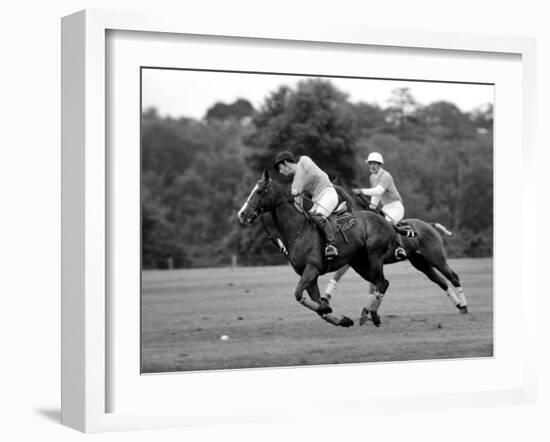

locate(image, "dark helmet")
[[273, 151, 296, 171]]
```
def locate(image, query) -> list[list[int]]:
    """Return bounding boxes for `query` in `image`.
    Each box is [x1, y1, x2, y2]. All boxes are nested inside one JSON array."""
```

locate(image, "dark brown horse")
[[325, 195, 468, 326], [237, 170, 400, 327], [237, 170, 467, 327]]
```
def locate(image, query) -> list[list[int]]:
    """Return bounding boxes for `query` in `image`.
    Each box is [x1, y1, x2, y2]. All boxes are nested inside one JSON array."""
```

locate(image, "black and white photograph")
[[140, 69, 494, 373]]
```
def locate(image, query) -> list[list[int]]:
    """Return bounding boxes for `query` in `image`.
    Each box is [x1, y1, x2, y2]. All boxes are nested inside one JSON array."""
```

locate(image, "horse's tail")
[[431, 222, 453, 237]]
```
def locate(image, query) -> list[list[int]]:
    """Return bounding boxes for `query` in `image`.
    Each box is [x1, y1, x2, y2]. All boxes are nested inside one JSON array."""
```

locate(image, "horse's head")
[[237, 170, 277, 225]]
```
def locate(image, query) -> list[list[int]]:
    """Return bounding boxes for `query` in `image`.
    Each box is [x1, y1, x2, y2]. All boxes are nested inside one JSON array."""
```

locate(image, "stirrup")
[[325, 244, 338, 259], [394, 247, 407, 260]]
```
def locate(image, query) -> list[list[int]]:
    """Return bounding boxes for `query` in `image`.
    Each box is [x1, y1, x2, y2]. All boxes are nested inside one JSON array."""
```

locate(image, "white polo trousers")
[[382, 200, 405, 224], [310, 186, 338, 217]]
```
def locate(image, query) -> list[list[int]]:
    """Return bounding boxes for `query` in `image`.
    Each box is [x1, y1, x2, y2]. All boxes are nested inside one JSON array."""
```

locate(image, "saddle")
[[327, 202, 357, 244], [326, 186, 362, 243]]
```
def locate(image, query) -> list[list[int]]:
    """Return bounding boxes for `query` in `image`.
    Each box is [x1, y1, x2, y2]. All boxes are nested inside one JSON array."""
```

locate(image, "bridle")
[[244, 181, 296, 220], [242, 181, 302, 264]]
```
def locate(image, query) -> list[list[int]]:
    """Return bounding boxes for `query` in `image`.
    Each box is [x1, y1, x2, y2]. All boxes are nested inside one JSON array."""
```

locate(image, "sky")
[[142, 68, 494, 120]]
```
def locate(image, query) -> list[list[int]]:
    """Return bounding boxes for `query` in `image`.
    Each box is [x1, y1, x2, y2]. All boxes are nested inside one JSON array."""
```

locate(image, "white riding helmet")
[[366, 152, 384, 164]]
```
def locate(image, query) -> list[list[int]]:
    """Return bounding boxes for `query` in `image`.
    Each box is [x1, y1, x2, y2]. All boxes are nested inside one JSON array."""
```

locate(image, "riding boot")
[[311, 214, 338, 259]]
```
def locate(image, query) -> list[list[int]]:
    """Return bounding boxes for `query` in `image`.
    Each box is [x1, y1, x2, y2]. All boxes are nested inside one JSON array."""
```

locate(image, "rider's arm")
[[290, 174, 303, 207], [291, 157, 308, 195], [360, 185, 385, 197]]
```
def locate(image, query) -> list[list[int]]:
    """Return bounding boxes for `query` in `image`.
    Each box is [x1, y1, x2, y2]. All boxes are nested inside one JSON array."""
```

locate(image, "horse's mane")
[[269, 178, 291, 199]]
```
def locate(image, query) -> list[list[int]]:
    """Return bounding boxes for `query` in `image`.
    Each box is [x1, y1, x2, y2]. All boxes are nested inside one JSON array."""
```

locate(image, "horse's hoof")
[[370, 312, 381, 327], [318, 299, 333, 315], [458, 305, 468, 314], [339, 316, 354, 327]]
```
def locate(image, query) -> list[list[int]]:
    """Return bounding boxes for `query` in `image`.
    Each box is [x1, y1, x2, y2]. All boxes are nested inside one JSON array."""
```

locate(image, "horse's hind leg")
[[350, 254, 389, 327], [420, 233, 468, 313], [432, 261, 468, 313], [364, 259, 389, 326], [409, 254, 465, 312]]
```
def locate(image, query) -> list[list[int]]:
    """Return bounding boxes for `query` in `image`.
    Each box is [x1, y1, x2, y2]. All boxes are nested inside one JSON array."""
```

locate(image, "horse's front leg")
[[294, 264, 327, 313], [304, 280, 331, 313], [297, 265, 354, 327]]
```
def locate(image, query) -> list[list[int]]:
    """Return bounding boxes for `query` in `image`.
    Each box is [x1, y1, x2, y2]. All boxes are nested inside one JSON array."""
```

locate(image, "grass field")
[[141, 257, 493, 373]]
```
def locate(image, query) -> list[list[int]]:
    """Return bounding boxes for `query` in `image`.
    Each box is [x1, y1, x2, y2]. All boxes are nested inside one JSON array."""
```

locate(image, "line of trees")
[[142, 80, 493, 269]]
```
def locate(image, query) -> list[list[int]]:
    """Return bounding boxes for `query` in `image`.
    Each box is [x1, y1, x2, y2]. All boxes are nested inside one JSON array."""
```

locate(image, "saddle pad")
[[335, 212, 356, 232]]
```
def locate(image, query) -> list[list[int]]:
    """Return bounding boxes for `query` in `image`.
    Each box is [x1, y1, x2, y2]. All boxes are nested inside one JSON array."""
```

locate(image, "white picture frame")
[[61, 9, 537, 433]]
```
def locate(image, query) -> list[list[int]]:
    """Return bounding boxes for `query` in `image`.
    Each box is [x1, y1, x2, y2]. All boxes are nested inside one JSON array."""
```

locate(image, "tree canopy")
[[141, 81, 493, 268], [245, 80, 358, 187]]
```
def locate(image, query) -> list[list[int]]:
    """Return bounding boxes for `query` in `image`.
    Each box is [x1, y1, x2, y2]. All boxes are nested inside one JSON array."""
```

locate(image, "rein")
[[248, 186, 337, 271], [355, 193, 398, 222], [259, 214, 292, 262], [248, 190, 302, 264], [245, 193, 294, 218]]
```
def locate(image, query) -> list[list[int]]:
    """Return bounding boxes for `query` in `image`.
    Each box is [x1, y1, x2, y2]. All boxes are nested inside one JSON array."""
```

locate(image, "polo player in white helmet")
[[352, 152, 407, 260]]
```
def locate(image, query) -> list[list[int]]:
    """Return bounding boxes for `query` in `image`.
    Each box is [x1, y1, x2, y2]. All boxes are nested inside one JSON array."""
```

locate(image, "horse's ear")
[[262, 169, 270, 181]]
